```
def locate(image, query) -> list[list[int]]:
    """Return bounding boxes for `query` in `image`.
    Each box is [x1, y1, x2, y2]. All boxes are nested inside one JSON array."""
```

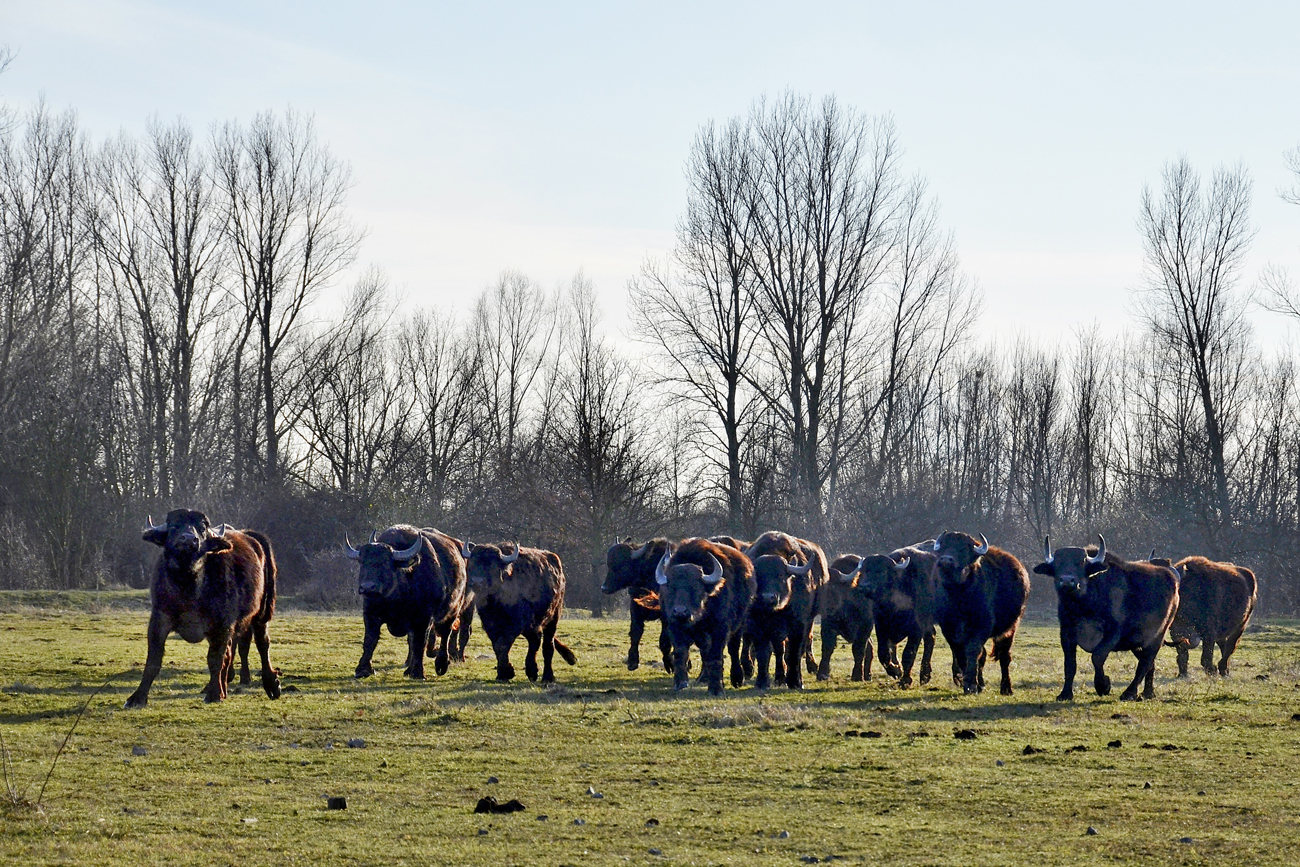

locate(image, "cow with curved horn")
[[601, 536, 676, 672], [933, 530, 1030, 695], [126, 509, 280, 707], [656, 537, 754, 695], [347, 524, 468, 680], [1165, 556, 1256, 678], [1035, 534, 1178, 701], [742, 531, 829, 690], [815, 553, 882, 682], [464, 541, 576, 683]]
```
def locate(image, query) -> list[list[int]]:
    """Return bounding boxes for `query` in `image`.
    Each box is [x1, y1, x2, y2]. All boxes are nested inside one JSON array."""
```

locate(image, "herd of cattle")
[[122, 509, 1258, 708]]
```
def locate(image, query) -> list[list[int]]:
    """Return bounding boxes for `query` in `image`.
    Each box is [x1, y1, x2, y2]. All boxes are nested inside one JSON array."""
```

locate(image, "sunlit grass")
[[2, 599, 1299, 865]]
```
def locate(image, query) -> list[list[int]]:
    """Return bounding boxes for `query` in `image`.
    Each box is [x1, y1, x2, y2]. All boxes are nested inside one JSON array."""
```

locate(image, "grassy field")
[[2, 594, 1299, 866]]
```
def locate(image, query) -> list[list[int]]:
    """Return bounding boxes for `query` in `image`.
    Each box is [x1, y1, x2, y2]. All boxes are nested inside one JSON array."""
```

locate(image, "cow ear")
[[203, 535, 233, 555], [1032, 561, 1054, 576], [143, 527, 167, 547], [1085, 560, 1109, 576]]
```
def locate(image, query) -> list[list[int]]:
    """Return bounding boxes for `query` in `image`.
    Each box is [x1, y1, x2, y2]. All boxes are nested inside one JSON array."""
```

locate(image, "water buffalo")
[[848, 545, 939, 688], [743, 531, 828, 690], [933, 531, 1029, 695], [126, 509, 280, 707], [346, 525, 468, 680], [1167, 556, 1256, 677], [464, 542, 576, 683], [601, 537, 675, 672], [1036, 535, 1179, 701], [816, 553, 878, 682], [655, 538, 754, 695]]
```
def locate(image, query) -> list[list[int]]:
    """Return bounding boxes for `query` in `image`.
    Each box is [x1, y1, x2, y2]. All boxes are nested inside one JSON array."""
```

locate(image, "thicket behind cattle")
[[4, 93, 1300, 616]]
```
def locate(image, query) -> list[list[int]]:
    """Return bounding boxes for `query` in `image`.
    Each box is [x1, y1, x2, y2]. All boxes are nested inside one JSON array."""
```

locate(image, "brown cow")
[[743, 531, 828, 689], [464, 542, 577, 683], [1167, 556, 1257, 677], [126, 509, 280, 707]]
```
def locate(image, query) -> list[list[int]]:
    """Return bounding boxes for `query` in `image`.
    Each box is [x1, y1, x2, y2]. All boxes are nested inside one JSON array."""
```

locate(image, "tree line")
[[2, 82, 1299, 614]]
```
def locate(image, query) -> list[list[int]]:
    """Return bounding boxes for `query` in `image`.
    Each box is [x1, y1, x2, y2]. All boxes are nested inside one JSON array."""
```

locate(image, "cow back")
[[1173, 556, 1256, 641]]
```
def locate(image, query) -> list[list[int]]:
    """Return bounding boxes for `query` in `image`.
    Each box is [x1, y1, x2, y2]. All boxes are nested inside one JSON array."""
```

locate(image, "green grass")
[[2, 604, 1299, 866]]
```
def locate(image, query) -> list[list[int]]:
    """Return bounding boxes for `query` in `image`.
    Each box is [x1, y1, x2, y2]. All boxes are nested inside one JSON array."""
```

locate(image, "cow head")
[[933, 531, 990, 584], [463, 541, 521, 590], [751, 553, 810, 612], [655, 550, 725, 625], [853, 553, 912, 600], [344, 529, 424, 599], [1147, 549, 1174, 568], [602, 537, 658, 594], [1033, 534, 1108, 597], [143, 510, 232, 576]]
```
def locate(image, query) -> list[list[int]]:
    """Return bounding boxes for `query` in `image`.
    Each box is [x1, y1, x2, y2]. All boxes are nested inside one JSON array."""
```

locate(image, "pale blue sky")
[[3, 1, 1299, 343]]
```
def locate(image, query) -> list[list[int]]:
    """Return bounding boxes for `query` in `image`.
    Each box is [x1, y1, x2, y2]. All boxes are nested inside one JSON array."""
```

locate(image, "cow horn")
[[838, 556, 863, 584], [655, 551, 670, 586], [630, 541, 649, 559], [1149, 548, 1157, 562], [894, 556, 910, 572], [392, 536, 423, 562], [1087, 534, 1106, 565], [344, 534, 362, 560], [461, 539, 473, 558], [932, 538, 941, 552], [1043, 536, 1053, 565], [145, 515, 163, 533], [785, 558, 812, 576], [501, 544, 520, 565], [211, 523, 231, 537], [974, 534, 989, 555], [702, 553, 724, 584], [369, 530, 379, 544]]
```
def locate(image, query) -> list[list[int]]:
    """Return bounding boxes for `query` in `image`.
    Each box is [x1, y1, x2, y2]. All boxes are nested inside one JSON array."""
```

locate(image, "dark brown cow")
[[601, 537, 675, 672], [346, 525, 469, 680], [464, 542, 576, 683], [743, 531, 828, 689], [933, 531, 1030, 695], [1167, 556, 1257, 677], [126, 509, 280, 707], [816, 553, 878, 682], [848, 544, 939, 688], [655, 538, 755, 695], [1037, 536, 1179, 701]]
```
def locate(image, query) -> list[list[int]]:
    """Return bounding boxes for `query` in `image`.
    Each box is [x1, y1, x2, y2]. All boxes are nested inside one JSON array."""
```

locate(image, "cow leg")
[[754, 636, 773, 690], [203, 628, 234, 703], [992, 633, 1015, 696], [919, 629, 935, 684], [879, 638, 901, 680], [804, 626, 817, 675], [627, 603, 646, 671], [1058, 628, 1078, 701], [405, 619, 429, 679], [1174, 642, 1191, 677], [1200, 634, 1217, 676], [948, 638, 965, 689], [1123, 643, 1162, 701], [1218, 630, 1244, 676], [430, 618, 453, 676], [454, 614, 472, 662], [237, 630, 253, 686], [1090, 633, 1122, 696], [818, 623, 838, 682], [728, 632, 745, 688], [252, 619, 281, 699], [126, 610, 173, 709], [850, 635, 869, 682], [523, 631, 542, 682], [355, 612, 383, 679], [785, 627, 806, 690], [961, 640, 986, 695], [704, 631, 727, 696], [773, 637, 787, 683], [899, 634, 921, 688], [740, 634, 754, 680], [493, 635, 517, 681], [658, 620, 674, 673], [540, 620, 559, 683], [671, 641, 691, 692]]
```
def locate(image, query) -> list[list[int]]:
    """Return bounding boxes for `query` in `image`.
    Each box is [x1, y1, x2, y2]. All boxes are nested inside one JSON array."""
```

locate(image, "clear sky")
[[3, 1, 1299, 345]]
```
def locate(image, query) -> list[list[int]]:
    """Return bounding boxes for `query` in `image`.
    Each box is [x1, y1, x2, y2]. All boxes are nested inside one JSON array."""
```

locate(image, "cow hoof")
[[899, 677, 913, 689], [627, 659, 640, 671], [1000, 685, 1013, 696], [405, 670, 426, 680], [203, 692, 223, 704], [1095, 677, 1112, 696], [1119, 691, 1140, 702], [673, 680, 689, 692], [264, 680, 282, 700], [434, 656, 449, 676], [1056, 691, 1073, 702], [124, 693, 147, 709], [816, 673, 830, 682], [708, 685, 724, 697], [354, 665, 373, 679]]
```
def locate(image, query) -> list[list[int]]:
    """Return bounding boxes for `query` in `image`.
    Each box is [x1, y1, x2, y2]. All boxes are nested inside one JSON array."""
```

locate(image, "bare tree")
[[1137, 157, 1254, 527], [213, 110, 361, 484]]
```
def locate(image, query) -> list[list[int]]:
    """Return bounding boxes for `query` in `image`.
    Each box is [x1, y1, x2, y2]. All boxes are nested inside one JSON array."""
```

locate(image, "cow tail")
[[244, 529, 277, 623], [554, 638, 577, 666]]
